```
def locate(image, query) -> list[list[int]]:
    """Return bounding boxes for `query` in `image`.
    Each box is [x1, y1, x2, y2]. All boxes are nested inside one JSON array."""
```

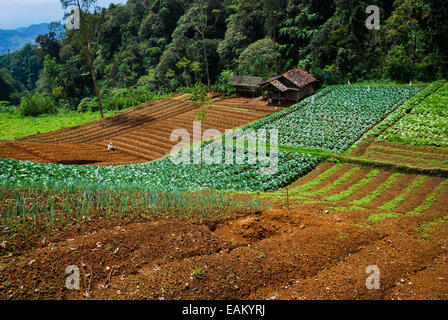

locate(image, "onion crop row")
[[0, 187, 269, 240]]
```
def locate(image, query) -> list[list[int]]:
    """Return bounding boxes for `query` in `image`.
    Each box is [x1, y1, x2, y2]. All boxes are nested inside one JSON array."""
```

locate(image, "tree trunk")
[[77, 0, 103, 119], [87, 42, 104, 118], [201, 34, 211, 89], [273, 30, 278, 75]]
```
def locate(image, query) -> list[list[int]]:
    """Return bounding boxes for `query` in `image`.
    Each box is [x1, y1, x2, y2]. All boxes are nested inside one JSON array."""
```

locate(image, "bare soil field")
[[0, 95, 277, 165], [1, 162, 447, 300]]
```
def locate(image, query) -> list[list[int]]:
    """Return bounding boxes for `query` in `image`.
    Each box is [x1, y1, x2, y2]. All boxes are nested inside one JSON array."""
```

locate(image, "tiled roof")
[[261, 68, 316, 89], [282, 68, 317, 88]]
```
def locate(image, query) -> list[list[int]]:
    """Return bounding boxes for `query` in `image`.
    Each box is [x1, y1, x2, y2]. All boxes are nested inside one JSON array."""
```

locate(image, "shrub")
[[215, 70, 235, 94], [77, 97, 93, 113], [77, 87, 164, 113], [190, 82, 209, 106], [0, 101, 16, 113], [17, 93, 57, 116], [237, 38, 278, 78]]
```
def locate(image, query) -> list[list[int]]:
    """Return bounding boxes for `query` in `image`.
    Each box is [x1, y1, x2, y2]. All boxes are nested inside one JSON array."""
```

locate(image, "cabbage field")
[[0, 146, 321, 192], [247, 85, 419, 153], [380, 83, 448, 147], [0, 85, 421, 193]]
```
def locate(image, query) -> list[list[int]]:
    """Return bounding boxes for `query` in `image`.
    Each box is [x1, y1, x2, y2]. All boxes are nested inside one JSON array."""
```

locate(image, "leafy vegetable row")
[[0, 145, 321, 192], [245, 85, 419, 153], [380, 82, 448, 147]]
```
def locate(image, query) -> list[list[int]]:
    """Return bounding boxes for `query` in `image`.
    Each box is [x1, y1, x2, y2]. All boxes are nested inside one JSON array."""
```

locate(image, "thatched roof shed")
[[228, 75, 263, 95]]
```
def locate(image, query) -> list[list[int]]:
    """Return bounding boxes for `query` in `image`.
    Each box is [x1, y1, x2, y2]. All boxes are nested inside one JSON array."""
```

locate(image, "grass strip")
[[407, 180, 448, 216], [289, 164, 344, 194], [369, 144, 448, 159], [378, 176, 427, 211], [368, 212, 402, 222], [301, 167, 360, 198], [352, 173, 402, 206], [323, 169, 380, 202]]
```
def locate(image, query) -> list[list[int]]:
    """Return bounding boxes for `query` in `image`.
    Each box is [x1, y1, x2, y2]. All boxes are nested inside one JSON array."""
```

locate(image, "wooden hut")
[[228, 75, 263, 96], [261, 68, 317, 103]]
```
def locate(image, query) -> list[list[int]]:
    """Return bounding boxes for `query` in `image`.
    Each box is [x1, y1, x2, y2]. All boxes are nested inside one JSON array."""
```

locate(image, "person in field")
[[108, 142, 115, 151]]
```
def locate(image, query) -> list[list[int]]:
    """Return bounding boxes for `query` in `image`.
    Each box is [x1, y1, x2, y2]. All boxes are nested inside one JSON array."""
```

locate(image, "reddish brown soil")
[[366, 175, 417, 209], [2, 161, 448, 300], [0, 96, 278, 164], [1, 201, 447, 300], [0, 141, 141, 166], [394, 178, 444, 213]]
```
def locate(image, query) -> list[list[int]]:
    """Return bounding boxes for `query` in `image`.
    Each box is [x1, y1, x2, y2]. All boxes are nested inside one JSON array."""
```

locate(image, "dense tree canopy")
[[1, 0, 446, 109]]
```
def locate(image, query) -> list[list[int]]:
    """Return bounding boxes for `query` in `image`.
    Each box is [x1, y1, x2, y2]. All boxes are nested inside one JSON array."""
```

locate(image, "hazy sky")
[[0, 0, 125, 29]]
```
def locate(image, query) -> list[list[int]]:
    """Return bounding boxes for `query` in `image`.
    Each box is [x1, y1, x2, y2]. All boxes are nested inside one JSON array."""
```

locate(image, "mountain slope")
[[0, 23, 49, 54]]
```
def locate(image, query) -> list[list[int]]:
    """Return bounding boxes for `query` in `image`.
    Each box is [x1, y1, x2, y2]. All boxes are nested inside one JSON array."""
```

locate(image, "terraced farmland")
[[270, 163, 448, 220], [0, 95, 278, 164], [2, 161, 448, 300], [2, 83, 448, 300], [246, 85, 419, 153], [349, 81, 448, 171]]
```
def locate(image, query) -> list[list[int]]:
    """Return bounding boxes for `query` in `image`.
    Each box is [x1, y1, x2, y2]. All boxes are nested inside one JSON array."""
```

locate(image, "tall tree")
[[190, 0, 221, 88], [263, 0, 286, 74], [60, 0, 104, 118]]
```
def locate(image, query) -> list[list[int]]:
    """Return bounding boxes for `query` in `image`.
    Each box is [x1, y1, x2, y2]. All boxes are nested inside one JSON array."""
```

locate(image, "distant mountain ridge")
[[0, 23, 50, 54]]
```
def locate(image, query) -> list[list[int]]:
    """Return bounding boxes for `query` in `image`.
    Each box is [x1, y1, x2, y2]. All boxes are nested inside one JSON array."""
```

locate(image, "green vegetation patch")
[[0, 143, 321, 193], [348, 80, 444, 153], [416, 216, 448, 239], [407, 180, 448, 216], [323, 169, 380, 202], [368, 212, 402, 222], [0, 187, 269, 238], [246, 86, 419, 153], [352, 173, 402, 206], [378, 176, 427, 211], [381, 83, 448, 147], [0, 110, 120, 141]]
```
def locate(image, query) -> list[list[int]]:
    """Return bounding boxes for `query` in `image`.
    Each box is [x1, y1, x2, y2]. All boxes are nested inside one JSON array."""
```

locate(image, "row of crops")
[[347, 80, 444, 153], [246, 85, 419, 153], [380, 83, 448, 147], [0, 145, 321, 192], [0, 84, 420, 193]]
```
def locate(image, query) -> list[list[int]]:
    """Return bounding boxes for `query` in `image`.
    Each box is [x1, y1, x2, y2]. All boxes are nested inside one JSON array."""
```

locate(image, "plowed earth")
[[0, 95, 278, 165], [1, 162, 447, 300]]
